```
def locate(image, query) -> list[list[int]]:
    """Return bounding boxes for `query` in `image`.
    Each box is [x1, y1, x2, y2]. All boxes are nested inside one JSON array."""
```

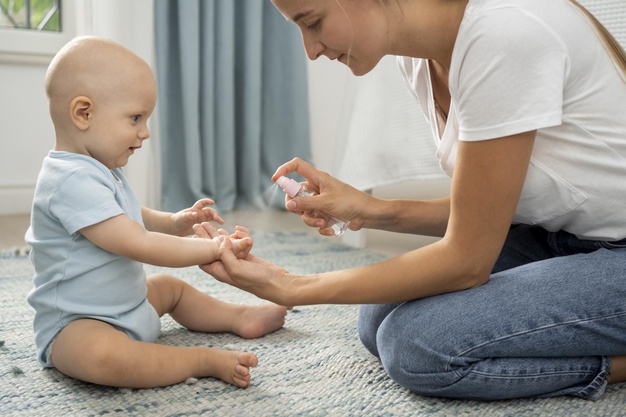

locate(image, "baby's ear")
[[69, 96, 94, 130]]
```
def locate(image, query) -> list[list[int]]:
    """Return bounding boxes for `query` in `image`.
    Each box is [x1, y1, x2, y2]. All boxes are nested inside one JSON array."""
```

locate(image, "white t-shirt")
[[398, 0, 626, 241]]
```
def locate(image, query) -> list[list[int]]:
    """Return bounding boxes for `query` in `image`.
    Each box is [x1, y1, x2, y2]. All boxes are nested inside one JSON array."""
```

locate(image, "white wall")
[[0, 62, 52, 214], [306, 59, 353, 174]]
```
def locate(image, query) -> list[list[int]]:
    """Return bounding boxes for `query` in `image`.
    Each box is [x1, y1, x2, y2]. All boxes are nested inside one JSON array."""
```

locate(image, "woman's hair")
[[569, 0, 626, 79]]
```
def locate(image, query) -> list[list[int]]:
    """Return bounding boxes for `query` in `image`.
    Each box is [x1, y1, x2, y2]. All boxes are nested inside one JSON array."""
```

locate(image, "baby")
[[26, 36, 288, 389]]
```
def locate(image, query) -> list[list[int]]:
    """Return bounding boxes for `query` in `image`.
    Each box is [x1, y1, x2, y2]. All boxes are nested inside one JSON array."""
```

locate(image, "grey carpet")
[[1, 231, 624, 416]]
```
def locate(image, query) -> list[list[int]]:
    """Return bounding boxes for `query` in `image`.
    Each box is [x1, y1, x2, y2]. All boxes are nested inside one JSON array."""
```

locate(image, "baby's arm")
[[80, 214, 251, 268], [142, 198, 224, 237]]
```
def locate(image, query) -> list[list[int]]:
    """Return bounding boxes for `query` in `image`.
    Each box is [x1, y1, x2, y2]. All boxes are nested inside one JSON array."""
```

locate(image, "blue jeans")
[[358, 225, 626, 400]]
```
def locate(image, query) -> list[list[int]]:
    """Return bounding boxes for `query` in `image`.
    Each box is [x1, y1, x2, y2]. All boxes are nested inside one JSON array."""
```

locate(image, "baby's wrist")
[[208, 237, 222, 260]]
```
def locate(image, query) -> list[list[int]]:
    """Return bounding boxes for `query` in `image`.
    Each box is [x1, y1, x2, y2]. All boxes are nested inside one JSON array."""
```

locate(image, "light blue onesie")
[[26, 151, 161, 367]]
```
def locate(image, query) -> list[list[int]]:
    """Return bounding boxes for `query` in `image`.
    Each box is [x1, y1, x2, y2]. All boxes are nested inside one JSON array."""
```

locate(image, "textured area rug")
[[1, 231, 625, 416]]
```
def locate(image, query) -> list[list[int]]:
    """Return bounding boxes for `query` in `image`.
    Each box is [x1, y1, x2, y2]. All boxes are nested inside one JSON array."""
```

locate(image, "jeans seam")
[[600, 241, 626, 249], [457, 311, 626, 358], [575, 356, 611, 401]]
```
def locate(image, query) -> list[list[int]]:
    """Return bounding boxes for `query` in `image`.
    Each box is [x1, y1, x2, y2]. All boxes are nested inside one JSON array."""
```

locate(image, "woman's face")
[[272, 0, 389, 76]]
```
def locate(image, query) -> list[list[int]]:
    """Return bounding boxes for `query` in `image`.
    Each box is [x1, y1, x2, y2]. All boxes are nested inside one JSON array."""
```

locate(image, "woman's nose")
[[303, 34, 323, 60]]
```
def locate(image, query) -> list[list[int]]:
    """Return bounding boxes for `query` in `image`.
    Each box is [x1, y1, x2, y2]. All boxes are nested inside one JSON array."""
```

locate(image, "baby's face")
[[84, 66, 157, 169]]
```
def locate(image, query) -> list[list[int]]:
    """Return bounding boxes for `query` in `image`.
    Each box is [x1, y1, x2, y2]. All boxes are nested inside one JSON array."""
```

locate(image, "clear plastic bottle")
[[276, 176, 350, 236]]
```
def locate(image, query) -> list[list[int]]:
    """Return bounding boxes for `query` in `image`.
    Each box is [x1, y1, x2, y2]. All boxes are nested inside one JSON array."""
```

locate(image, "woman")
[[200, 0, 626, 400]]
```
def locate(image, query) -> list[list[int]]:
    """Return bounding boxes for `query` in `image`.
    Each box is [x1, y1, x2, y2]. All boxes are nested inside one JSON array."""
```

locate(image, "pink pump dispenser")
[[276, 176, 350, 236], [275, 176, 303, 199]]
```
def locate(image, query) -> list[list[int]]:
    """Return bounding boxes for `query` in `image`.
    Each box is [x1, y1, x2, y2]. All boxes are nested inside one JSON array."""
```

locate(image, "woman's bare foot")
[[609, 355, 626, 383], [233, 304, 289, 339], [204, 349, 259, 388]]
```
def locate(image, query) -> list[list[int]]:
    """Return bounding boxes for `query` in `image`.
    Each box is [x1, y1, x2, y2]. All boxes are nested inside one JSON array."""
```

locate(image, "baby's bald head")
[[45, 36, 155, 128]]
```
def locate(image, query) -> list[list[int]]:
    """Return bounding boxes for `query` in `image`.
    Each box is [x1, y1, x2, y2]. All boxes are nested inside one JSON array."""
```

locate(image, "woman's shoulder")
[[453, 0, 578, 77], [462, 0, 583, 38], [465, 0, 575, 18]]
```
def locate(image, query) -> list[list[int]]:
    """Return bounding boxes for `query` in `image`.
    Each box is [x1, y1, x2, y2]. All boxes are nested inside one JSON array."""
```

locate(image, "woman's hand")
[[272, 158, 372, 235], [171, 198, 224, 236], [194, 222, 294, 306]]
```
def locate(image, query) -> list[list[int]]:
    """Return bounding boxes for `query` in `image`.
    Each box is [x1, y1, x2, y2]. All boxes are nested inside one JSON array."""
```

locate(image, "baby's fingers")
[[201, 206, 225, 224], [230, 236, 253, 258], [231, 225, 251, 239], [194, 198, 216, 207]]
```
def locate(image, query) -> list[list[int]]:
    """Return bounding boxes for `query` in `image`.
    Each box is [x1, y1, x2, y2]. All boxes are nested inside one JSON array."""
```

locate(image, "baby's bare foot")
[[234, 304, 288, 339], [205, 349, 258, 388]]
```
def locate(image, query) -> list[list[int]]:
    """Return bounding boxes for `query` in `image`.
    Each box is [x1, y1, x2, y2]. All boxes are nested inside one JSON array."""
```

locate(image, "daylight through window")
[[0, 0, 61, 32]]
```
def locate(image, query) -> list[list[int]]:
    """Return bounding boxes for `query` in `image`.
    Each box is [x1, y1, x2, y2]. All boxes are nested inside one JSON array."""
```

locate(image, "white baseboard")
[[341, 229, 367, 248], [0, 186, 34, 215]]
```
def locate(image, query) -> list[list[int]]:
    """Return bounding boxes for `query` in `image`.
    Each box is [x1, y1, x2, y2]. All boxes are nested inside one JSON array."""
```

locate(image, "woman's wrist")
[[366, 197, 449, 236], [359, 196, 399, 230], [283, 273, 330, 306]]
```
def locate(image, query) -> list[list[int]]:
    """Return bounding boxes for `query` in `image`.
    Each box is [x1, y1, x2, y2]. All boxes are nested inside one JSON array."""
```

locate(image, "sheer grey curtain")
[[154, 1, 311, 212]]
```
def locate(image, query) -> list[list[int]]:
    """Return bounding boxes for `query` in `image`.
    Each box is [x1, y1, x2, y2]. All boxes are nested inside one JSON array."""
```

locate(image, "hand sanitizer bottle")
[[276, 176, 350, 236]]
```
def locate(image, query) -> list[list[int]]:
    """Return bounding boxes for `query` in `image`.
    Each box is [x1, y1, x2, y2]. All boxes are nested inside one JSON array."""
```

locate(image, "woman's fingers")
[[192, 221, 222, 238], [271, 157, 318, 182]]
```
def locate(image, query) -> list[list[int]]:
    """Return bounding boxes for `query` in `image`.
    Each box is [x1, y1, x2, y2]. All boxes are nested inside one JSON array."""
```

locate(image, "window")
[[0, 0, 61, 31], [0, 0, 75, 63]]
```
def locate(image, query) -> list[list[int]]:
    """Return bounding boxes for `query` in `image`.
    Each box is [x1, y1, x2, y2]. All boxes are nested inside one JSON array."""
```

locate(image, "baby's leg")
[[147, 273, 288, 339], [50, 318, 257, 388]]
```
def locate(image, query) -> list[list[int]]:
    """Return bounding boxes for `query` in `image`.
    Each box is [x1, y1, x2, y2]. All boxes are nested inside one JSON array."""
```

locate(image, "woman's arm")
[[272, 158, 451, 237], [307, 131, 535, 304], [361, 196, 450, 237], [204, 131, 535, 306]]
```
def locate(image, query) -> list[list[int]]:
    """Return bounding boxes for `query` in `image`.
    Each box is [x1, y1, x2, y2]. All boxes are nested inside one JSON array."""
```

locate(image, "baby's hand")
[[193, 223, 252, 260], [229, 226, 253, 259], [172, 198, 224, 236]]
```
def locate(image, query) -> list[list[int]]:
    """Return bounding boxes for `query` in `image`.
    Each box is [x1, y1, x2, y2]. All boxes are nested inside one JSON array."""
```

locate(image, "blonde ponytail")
[[569, 0, 626, 79]]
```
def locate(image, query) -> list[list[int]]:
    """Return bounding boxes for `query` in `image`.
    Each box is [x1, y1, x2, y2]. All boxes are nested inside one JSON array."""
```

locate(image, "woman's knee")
[[374, 304, 478, 397], [357, 303, 402, 359]]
